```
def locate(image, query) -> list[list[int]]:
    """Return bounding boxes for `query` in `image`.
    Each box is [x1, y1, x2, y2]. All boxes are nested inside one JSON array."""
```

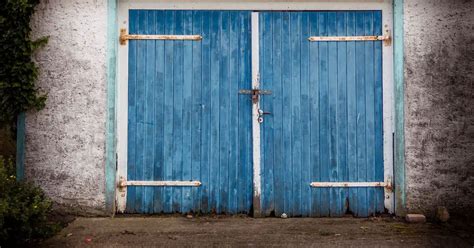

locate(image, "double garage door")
[[122, 10, 388, 217]]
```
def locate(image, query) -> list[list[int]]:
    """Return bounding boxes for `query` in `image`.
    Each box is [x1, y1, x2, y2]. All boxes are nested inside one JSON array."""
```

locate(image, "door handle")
[[258, 109, 271, 123], [258, 109, 271, 116]]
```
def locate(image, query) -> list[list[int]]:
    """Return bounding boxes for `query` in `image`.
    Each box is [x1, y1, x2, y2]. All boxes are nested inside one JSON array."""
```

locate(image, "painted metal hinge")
[[308, 29, 392, 46], [119, 28, 202, 45], [117, 177, 201, 192], [310, 180, 393, 192]]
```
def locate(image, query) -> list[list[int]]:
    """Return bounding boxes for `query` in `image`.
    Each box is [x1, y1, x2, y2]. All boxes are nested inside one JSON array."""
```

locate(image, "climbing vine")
[[0, 0, 47, 130]]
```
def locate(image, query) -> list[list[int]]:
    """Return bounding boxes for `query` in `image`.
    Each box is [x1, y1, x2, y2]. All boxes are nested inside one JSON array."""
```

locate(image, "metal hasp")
[[308, 29, 392, 46], [117, 177, 201, 192], [119, 28, 202, 45], [239, 89, 272, 103]]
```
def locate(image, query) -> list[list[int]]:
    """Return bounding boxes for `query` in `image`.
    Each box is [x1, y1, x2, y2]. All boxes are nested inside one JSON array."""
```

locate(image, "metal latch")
[[238, 89, 272, 95], [239, 89, 272, 103]]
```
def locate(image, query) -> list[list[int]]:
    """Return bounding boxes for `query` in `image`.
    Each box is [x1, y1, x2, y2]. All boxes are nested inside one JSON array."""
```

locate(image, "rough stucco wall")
[[27, 0, 108, 215], [405, 0, 474, 217]]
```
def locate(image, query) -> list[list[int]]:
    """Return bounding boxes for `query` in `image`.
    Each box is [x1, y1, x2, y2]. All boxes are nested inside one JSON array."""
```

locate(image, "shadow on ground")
[[40, 216, 474, 247]]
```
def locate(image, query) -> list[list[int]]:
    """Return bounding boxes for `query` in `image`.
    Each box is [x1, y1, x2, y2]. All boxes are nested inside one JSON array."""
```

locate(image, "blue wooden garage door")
[[126, 10, 253, 214], [259, 11, 385, 217]]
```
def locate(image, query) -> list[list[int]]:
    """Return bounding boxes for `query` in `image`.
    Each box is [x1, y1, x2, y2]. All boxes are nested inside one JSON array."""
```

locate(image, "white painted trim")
[[380, 2, 395, 214], [251, 12, 262, 216], [126, 181, 202, 187], [310, 182, 389, 188], [123, 0, 390, 11], [116, 0, 395, 214], [116, 2, 130, 213]]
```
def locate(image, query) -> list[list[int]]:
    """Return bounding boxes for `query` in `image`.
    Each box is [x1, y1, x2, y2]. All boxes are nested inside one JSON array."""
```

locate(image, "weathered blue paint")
[[259, 11, 384, 217], [16, 112, 26, 181], [393, 0, 406, 216], [126, 10, 253, 214], [105, 0, 118, 215]]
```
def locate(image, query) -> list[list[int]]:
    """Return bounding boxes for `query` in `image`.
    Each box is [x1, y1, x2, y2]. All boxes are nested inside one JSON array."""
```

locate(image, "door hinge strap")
[[310, 181, 393, 192], [308, 30, 392, 46], [118, 178, 201, 191], [119, 28, 202, 45]]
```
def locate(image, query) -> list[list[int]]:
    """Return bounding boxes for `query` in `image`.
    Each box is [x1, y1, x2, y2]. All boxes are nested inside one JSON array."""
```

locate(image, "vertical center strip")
[[251, 12, 262, 217]]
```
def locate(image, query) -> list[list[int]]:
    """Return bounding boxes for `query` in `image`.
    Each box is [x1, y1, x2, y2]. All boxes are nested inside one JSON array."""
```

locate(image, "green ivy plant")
[[0, 156, 60, 246], [0, 0, 47, 130]]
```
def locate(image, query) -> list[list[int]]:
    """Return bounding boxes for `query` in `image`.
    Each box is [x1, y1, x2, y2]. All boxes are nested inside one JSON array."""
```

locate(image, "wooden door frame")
[[110, 0, 401, 215]]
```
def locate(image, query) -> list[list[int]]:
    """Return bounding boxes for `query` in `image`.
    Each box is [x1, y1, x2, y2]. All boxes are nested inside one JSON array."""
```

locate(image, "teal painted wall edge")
[[16, 112, 26, 181], [105, 0, 118, 215], [393, 0, 406, 216]]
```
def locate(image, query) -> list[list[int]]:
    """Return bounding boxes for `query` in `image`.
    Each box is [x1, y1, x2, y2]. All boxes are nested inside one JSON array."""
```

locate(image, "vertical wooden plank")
[[228, 11, 239, 214], [126, 10, 138, 213], [237, 11, 246, 212], [271, 12, 285, 217], [134, 10, 147, 213], [245, 12, 253, 213], [374, 11, 385, 213], [336, 11, 348, 216], [219, 11, 230, 213], [300, 12, 311, 217], [162, 10, 175, 213], [172, 11, 184, 213], [182, 10, 194, 213], [394, 0, 407, 217], [327, 11, 339, 217], [260, 12, 274, 216], [238, 12, 252, 213], [290, 12, 302, 217], [191, 11, 203, 213], [209, 11, 221, 212], [307, 13, 319, 217], [309, 12, 321, 217], [346, 11, 358, 216], [200, 11, 211, 213], [281, 12, 292, 215], [143, 10, 156, 213], [105, 0, 117, 214], [153, 10, 166, 213], [355, 12, 368, 217], [318, 12, 330, 217], [365, 11, 376, 216]]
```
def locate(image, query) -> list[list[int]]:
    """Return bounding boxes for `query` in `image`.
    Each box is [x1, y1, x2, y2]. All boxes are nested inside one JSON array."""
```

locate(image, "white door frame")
[[116, 0, 394, 214]]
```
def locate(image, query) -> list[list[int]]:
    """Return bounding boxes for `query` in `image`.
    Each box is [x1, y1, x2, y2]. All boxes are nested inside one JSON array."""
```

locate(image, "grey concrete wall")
[[26, 0, 108, 215], [404, 0, 474, 218]]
